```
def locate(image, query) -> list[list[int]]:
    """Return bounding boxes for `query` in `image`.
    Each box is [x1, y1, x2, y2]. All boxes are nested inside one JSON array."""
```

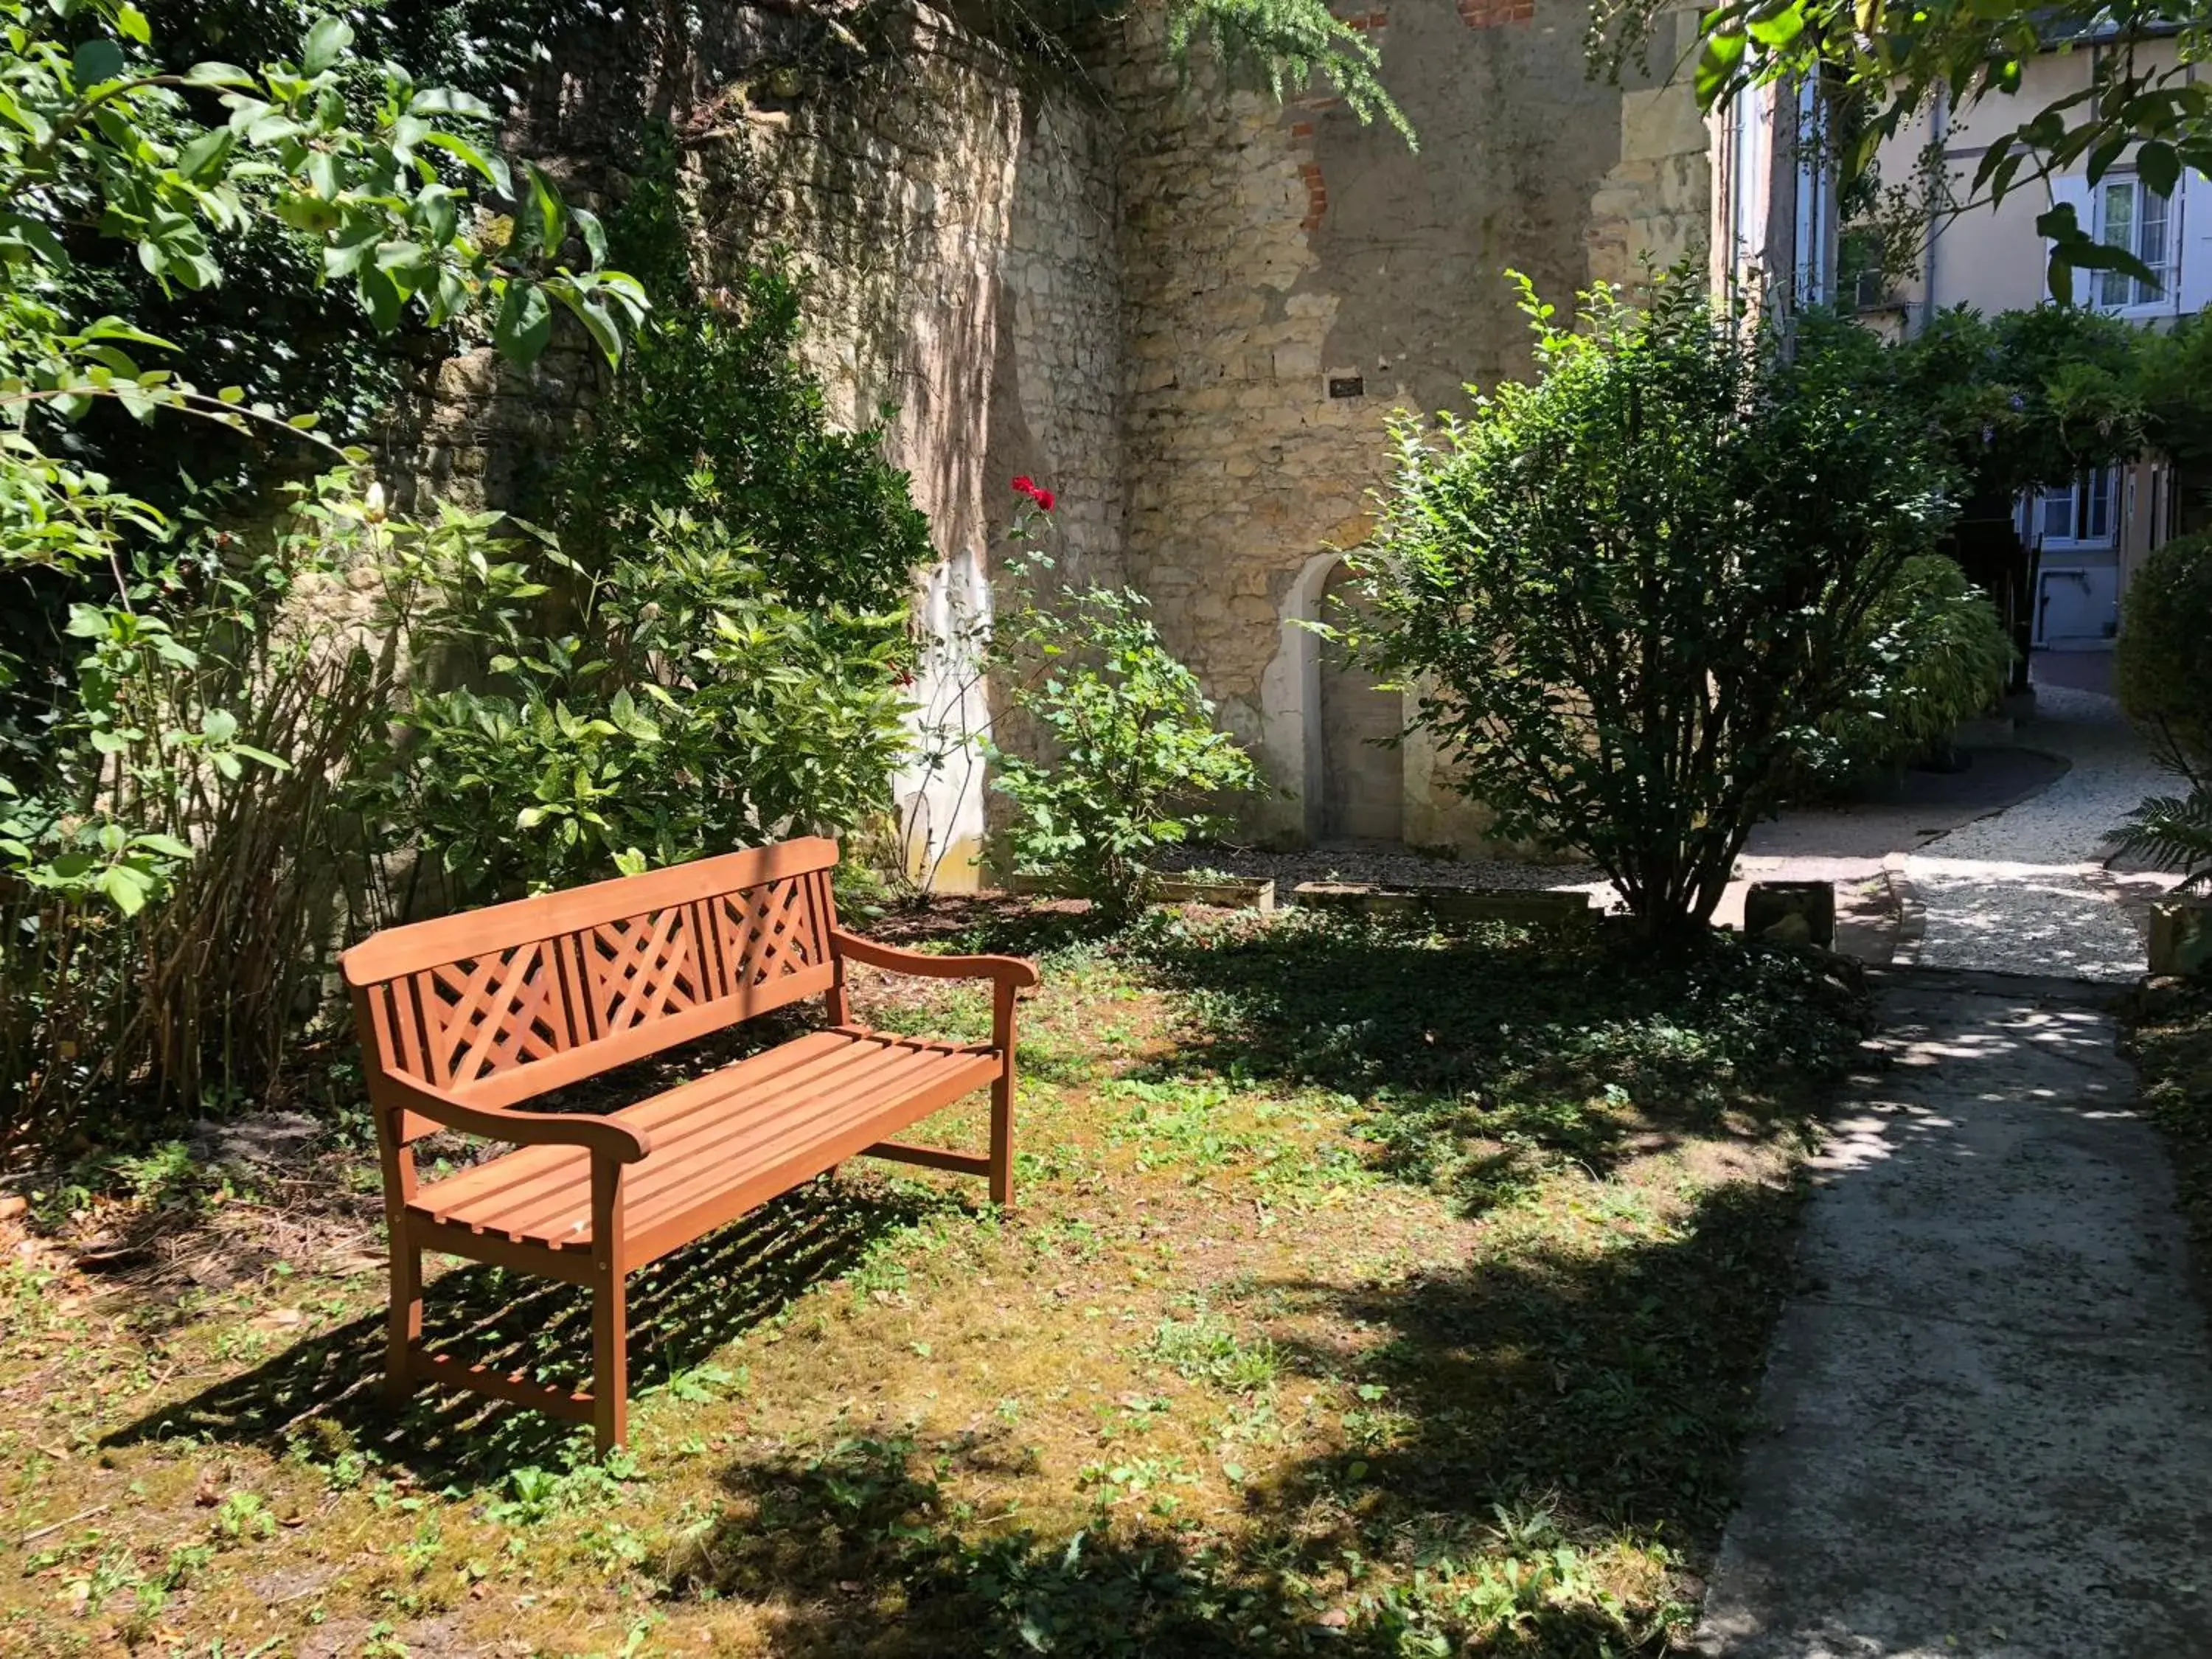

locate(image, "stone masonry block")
[[1745, 881, 1837, 948]]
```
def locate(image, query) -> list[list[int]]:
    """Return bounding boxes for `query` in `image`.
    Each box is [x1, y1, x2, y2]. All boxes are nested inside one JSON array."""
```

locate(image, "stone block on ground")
[[1151, 874, 1276, 912], [1744, 880, 1837, 948], [2148, 897, 2212, 978]]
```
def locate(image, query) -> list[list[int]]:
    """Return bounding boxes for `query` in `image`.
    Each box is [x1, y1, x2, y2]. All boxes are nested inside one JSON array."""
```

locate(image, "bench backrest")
[[341, 838, 842, 1119]]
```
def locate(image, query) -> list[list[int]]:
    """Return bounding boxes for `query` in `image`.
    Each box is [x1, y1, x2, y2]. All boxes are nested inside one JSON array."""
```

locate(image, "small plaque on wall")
[[1327, 375, 1365, 400]]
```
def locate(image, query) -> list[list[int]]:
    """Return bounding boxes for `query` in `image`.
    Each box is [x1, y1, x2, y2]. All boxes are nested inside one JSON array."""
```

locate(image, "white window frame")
[[2093, 173, 2177, 314], [2032, 467, 2119, 551]]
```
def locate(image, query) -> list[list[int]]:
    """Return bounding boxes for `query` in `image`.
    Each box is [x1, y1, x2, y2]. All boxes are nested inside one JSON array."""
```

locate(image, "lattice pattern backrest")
[[344, 841, 841, 1102]]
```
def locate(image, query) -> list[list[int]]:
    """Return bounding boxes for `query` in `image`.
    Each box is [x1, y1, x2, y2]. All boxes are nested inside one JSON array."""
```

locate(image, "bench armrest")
[[380, 1073, 653, 1164], [828, 928, 1040, 992]]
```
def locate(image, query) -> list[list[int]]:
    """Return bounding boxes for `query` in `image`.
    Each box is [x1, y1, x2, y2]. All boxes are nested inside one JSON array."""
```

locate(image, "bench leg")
[[590, 1157, 630, 1456], [990, 981, 1018, 1210], [990, 1069, 1016, 1210], [385, 1233, 422, 1410], [592, 1274, 628, 1456]]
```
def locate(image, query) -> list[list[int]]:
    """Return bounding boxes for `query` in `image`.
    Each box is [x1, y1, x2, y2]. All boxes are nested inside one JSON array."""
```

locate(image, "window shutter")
[[2046, 173, 2093, 303], [2179, 167, 2212, 317]]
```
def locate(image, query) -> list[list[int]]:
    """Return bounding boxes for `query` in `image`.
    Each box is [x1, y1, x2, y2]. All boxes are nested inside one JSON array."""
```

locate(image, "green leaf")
[[566, 291, 622, 366], [1745, 1, 1804, 46], [0, 211, 69, 269], [524, 163, 566, 255], [421, 132, 511, 196], [493, 282, 553, 365], [2139, 140, 2180, 199], [357, 264, 406, 333], [574, 206, 608, 268], [413, 87, 494, 121], [1695, 30, 1747, 108], [176, 127, 237, 184], [98, 863, 152, 916], [70, 38, 128, 89], [302, 15, 355, 75], [116, 4, 151, 44], [183, 61, 255, 89]]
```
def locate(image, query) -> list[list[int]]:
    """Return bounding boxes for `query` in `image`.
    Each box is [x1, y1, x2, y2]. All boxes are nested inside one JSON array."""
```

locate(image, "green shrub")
[[543, 133, 933, 618], [2115, 532, 2212, 896], [370, 128, 933, 902], [1, 473, 498, 1142], [987, 556, 1259, 922], [1350, 275, 1952, 941], [375, 509, 913, 901], [2117, 531, 2212, 776], [1823, 553, 2012, 776]]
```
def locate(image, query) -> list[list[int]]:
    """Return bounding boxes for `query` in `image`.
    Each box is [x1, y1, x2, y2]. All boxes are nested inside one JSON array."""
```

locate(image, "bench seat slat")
[[408, 1028, 1001, 1256], [623, 1051, 1001, 1266], [613, 1040, 992, 1242], [416, 1029, 865, 1227], [424, 1031, 953, 1239]]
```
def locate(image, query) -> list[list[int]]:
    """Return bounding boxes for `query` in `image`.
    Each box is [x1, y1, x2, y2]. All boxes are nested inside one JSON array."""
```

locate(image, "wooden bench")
[[340, 837, 1037, 1453]]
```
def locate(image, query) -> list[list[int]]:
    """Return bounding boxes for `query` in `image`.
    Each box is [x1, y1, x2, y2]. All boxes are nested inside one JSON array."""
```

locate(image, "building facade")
[[1857, 34, 2206, 649]]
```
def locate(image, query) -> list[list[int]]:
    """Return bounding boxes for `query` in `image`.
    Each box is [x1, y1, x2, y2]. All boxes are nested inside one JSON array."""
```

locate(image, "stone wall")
[[383, 4, 1125, 888], [386, 0, 1717, 870], [1107, 0, 1699, 848]]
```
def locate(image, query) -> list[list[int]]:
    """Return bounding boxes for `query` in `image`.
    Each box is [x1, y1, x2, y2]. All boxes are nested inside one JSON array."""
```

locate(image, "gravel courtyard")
[[1175, 656, 2180, 982]]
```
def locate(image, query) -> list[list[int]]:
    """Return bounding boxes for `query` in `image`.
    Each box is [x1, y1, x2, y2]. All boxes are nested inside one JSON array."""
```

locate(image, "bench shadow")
[[650, 1178, 1804, 1656], [1123, 911, 1868, 1215], [102, 1179, 955, 1489]]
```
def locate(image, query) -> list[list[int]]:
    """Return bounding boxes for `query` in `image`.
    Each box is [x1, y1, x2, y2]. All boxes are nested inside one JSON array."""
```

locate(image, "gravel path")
[[1899, 684, 2179, 981], [1171, 671, 2181, 980]]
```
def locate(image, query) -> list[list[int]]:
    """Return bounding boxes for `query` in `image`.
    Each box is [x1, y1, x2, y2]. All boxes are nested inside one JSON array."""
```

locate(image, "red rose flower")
[[1034, 489, 1055, 512], [1011, 476, 1037, 496]]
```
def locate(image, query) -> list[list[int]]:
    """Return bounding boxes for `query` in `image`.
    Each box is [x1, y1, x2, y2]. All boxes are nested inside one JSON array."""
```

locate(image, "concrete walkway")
[[1697, 973, 2212, 1657]]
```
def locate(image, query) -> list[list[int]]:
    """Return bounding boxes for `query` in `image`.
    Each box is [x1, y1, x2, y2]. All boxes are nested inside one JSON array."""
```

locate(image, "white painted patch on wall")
[[894, 549, 995, 891]]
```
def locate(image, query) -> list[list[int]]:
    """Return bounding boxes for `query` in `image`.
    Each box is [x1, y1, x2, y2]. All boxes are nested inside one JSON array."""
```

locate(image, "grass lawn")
[[0, 905, 1868, 1658]]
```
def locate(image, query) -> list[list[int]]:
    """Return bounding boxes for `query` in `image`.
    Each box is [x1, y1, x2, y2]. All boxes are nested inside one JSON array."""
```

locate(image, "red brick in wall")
[[1298, 160, 1327, 232], [1458, 0, 1533, 25]]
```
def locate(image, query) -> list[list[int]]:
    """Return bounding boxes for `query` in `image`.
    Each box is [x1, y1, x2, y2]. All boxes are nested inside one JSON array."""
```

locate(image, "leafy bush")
[[1350, 276, 1951, 940], [1793, 305, 2146, 507], [366, 133, 935, 902], [987, 555, 1259, 922], [542, 133, 933, 618], [2115, 532, 2212, 894], [0, 4, 645, 1147], [1823, 553, 2011, 776], [376, 507, 914, 900], [1, 473, 492, 1141], [2117, 532, 2212, 776]]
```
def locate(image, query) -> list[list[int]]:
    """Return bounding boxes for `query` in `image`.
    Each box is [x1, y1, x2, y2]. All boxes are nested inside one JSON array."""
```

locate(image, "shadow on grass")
[[1124, 910, 1868, 1213], [655, 1177, 1804, 1657], [102, 1180, 956, 1490], [865, 893, 1126, 960]]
